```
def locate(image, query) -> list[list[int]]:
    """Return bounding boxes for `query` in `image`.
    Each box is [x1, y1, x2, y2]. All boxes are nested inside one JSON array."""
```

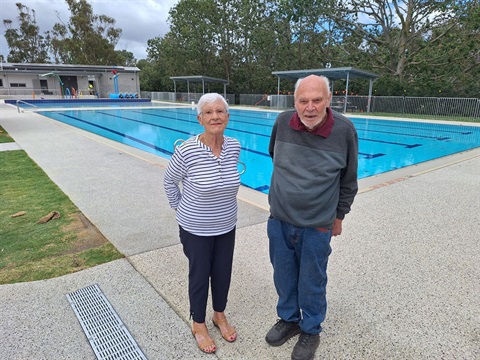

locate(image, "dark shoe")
[[291, 332, 320, 360], [265, 319, 301, 346]]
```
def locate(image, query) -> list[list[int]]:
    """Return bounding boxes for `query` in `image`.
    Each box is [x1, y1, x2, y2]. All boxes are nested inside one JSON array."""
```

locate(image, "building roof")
[[272, 67, 379, 80], [0, 62, 140, 75]]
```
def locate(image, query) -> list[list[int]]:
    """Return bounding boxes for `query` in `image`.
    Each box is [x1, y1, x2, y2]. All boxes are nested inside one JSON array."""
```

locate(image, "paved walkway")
[[1, 102, 479, 359]]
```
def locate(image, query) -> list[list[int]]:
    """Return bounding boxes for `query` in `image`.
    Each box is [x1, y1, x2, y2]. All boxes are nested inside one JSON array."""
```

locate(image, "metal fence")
[[253, 94, 480, 121], [141, 91, 235, 105], [138, 92, 480, 121], [370, 96, 480, 120]]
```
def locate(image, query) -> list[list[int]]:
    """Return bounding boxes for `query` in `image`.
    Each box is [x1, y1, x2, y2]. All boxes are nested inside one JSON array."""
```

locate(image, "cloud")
[[0, 0, 179, 61]]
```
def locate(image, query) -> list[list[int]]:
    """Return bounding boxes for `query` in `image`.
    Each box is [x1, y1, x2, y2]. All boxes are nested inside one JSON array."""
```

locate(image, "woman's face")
[[197, 100, 229, 135]]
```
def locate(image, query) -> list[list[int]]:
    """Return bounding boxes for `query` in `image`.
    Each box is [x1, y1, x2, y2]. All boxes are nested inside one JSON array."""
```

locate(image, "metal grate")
[[66, 284, 147, 360]]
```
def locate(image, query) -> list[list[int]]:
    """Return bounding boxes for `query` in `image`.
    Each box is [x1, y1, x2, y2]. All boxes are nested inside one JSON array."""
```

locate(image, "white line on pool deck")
[[1, 102, 479, 359]]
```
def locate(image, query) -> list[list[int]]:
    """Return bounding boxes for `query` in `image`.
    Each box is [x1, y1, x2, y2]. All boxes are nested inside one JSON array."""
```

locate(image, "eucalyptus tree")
[[2, 2, 50, 63], [415, 0, 479, 97], [49, 0, 122, 65], [224, 0, 279, 93], [328, 0, 461, 82], [165, 0, 222, 76], [115, 49, 136, 67], [147, 0, 272, 93], [273, 0, 338, 69]]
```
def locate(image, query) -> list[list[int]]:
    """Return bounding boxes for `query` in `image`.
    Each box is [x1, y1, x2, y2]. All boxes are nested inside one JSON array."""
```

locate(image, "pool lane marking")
[[358, 129, 451, 140], [57, 113, 174, 156], [358, 137, 422, 148], [98, 111, 269, 157], [42, 113, 480, 197], [117, 110, 443, 151], [162, 109, 474, 138], [55, 112, 397, 160], [96, 111, 385, 159], [42, 114, 168, 167], [352, 118, 475, 135], [141, 108, 278, 127], [126, 109, 275, 132], [137, 108, 468, 141], [57, 112, 269, 158]]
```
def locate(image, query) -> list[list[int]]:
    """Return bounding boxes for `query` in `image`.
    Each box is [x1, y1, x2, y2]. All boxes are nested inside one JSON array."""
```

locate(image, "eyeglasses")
[[200, 109, 227, 117]]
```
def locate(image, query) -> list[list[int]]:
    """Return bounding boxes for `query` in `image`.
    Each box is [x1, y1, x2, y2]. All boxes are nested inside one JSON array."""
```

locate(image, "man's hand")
[[332, 218, 343, 236]]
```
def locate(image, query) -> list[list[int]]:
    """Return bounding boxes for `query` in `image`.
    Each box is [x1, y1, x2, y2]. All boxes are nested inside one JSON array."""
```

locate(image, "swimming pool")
[[37, 107, 480, 194]]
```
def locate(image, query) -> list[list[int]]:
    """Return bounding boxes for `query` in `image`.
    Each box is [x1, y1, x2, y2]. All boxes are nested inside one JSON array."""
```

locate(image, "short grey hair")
[[196, 93, 229, 115], [294, 75, 331, 94]]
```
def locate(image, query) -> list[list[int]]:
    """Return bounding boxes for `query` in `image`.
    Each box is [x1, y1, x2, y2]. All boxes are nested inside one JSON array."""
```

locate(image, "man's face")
[[294, 76, 332, 129]]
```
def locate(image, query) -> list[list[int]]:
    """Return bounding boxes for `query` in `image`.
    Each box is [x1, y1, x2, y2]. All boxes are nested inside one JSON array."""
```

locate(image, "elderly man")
[[265, 75, 358, 360]]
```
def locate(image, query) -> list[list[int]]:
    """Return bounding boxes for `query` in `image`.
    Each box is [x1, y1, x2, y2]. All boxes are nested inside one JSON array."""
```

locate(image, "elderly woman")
[[163, 93, 240, 354]]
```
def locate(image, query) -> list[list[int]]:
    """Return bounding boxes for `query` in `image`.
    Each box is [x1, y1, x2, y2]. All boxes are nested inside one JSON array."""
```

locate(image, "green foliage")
[[2, 3, 49, 63], [2, 0, 478, 96], [115, 49, 136, 67], [143, 0, 478, 97], [49, 0, 122, 65], [3, 0, 126, 65]]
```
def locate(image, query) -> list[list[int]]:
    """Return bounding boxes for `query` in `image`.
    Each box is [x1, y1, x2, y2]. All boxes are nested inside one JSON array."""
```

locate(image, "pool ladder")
[[174, 139, 246, 175]]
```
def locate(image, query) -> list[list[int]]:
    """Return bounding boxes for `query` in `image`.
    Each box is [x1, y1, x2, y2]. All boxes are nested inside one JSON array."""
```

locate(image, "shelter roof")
[[170, 75, 229, 85], [272, 67, 379, 80]]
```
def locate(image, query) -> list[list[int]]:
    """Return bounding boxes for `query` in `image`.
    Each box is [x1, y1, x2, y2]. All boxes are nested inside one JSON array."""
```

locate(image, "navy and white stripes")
[[163, 135, 241, 236]]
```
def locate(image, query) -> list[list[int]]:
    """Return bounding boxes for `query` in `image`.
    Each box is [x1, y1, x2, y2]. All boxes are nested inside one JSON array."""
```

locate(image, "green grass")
[[0, 125, 14, 143], [0, 149, 124, 284]]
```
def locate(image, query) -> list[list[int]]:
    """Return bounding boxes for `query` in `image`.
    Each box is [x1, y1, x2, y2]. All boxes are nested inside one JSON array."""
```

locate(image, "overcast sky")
[[0, 0, 180, 62]]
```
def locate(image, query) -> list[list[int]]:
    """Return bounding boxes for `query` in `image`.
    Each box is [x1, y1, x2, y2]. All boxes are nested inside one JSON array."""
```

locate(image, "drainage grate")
[[66, 284, 147, 360]]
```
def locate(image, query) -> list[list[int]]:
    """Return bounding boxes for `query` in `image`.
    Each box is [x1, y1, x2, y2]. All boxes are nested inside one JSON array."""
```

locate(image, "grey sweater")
[[268, 109, 358, 228]]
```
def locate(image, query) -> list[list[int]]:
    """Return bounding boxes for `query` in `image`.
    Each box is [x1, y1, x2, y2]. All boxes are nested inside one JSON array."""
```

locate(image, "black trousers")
[[179, 226, 236, 323]]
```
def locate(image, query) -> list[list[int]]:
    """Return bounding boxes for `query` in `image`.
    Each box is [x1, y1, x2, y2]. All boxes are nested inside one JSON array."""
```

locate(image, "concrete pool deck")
[[1, 102, 479, 359]]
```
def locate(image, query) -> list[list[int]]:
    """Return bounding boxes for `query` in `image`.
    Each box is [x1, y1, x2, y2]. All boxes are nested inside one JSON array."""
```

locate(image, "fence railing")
[[0, 87, 96, 98], [141, 91, 235, 105], [5, 88, 479, 120], [370, 96, 480, 120]]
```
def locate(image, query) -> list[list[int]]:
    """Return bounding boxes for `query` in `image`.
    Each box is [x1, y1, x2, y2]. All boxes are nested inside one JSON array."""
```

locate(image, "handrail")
[[173, 139, 185, 150], [16, 100, 39, 113], [238, 161, 246, 175]]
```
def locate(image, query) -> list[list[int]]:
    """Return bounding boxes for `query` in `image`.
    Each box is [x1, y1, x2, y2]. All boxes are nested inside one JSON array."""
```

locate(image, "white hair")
[[294, 75, 331, 94], [196, 93, 229, 115]]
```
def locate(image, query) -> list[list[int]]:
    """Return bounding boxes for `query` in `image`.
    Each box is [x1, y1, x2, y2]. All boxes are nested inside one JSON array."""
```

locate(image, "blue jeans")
[[267, 216, 332, 334]]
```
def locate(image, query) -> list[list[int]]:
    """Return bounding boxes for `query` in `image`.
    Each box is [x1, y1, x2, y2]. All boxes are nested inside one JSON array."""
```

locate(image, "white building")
[[0, 62, 140, 99]]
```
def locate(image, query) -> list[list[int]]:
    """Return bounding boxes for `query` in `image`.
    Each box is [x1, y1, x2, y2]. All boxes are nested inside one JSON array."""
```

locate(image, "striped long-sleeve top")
[[163, 134, 241, 236]]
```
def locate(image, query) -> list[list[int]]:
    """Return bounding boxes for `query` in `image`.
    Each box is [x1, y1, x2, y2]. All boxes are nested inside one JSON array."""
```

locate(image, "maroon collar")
[[289, 108, 334, 137]]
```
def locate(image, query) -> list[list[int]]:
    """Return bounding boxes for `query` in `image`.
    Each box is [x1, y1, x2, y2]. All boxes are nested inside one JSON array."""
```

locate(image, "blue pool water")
[[37, 107, 480, 194], [7, 98, 158, 109]]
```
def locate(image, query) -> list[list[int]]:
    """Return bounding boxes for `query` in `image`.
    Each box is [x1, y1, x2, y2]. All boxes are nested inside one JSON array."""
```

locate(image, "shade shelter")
[[170, 76, 229, 101], [272, 67, 379, 112]]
